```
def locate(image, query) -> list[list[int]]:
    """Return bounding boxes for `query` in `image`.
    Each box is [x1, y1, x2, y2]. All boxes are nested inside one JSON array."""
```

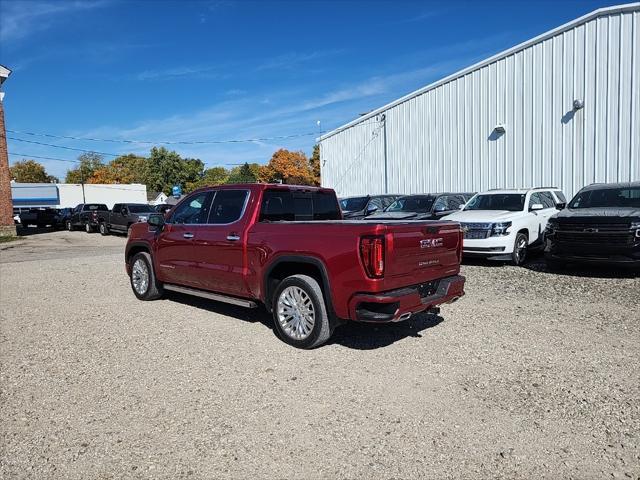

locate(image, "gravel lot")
[[1, 230, 638, 479]]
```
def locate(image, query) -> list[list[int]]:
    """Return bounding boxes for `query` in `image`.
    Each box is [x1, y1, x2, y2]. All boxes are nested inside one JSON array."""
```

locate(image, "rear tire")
[[129, 252, 163, 300], [272, 274, 332, 349], [99, 222, 110, 236], [511, 232, 528, 266]]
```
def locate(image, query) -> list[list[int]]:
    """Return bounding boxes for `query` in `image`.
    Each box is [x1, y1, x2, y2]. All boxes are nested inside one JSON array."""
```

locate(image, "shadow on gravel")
[[17, 226, 61, 236], [164, 291, 445, 350], [463, 250, 638, 279], [329, 313, 444, 350]]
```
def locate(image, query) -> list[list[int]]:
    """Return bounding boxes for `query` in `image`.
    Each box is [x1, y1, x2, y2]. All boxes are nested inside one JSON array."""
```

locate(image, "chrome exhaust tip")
[[398, 312, 412, 321], [446, 296, 460, 304]]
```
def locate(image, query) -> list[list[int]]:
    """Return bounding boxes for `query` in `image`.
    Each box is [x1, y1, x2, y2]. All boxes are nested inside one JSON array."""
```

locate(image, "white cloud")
[[0, 0, 111, 45]]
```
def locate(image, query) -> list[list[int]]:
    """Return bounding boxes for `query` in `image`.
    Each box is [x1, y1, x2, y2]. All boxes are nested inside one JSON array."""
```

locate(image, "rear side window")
[[208, 190, 248, 224], [260, 190, 341, 222]]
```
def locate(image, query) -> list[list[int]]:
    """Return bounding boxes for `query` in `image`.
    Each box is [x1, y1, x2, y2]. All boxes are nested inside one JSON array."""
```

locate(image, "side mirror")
[[433, 205, 447, 213], [459, 204, 465, 210], [121, 208, 128, 216], [530, 203, 544, 211], [148, 213, 165, 230], [366, 204, 378, 215], [556, 202, 566, 210]]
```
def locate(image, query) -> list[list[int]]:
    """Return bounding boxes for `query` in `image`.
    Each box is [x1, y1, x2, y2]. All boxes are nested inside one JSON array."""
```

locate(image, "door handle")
[[183, 232, 194, 239], [226, 234, 240, 241]]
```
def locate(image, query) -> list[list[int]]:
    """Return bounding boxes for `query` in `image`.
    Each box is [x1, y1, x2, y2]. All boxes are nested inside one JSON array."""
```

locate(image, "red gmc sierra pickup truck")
[[125, 184, 465, 348]]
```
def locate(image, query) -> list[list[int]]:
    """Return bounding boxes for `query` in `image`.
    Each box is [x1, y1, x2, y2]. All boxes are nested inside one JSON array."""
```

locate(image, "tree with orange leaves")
[[259, 149, 317, 185]]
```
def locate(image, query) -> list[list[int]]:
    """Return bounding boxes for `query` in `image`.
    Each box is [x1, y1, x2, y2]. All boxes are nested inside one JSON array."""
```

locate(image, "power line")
[[8, 152, 80, 163], [6, 137, 120, 157], [5, 129, 319, 145]]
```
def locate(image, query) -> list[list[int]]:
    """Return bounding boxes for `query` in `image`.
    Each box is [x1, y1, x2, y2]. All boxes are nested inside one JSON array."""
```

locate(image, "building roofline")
[[319, 2, 640, 142]]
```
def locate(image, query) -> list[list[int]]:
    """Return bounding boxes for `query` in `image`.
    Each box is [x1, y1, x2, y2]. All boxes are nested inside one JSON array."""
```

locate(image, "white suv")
[[443, 188, 567, 265]]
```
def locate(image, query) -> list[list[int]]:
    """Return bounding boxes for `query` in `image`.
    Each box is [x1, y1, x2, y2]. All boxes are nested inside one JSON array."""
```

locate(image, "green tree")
[[185, 166, 229, 192], [144, 146, 204, 194], [10, 159, 57, 183], [309, 144, 321, 186], [227, 162, 260, 184], [65, 152, 104, 183], [88, 154, 149, 184]]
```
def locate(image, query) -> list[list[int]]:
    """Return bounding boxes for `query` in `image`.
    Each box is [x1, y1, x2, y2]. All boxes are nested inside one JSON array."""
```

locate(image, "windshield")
[[569, 187, 640, 209], [464, 194, 525, 212], [128, 205, 153, 213], [339, 197, 368, 212], [386, 196, 435, 213]]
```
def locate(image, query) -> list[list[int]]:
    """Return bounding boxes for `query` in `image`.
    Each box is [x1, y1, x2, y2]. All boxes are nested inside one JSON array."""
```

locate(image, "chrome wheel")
[[85, 223, 91, 233], [67, 222, 72, 231], [277, 286, 315, 341], [132, 258, 149, 295], [100, 223, 106, 234], [514, 236, 527, 263]]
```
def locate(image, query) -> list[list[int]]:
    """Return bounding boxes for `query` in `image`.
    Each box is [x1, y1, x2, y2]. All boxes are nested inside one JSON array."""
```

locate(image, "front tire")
[[272, 274, 332, 349], [99, 222, 109, 236], [85, 222, 94, 233], [511, 232, 528, 266], [129, 252, 163, 300], [67, 221, 74, 231]]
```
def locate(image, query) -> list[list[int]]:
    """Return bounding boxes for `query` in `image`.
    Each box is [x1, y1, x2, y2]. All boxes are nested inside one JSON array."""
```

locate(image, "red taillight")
[[360, 236, 385, 278]]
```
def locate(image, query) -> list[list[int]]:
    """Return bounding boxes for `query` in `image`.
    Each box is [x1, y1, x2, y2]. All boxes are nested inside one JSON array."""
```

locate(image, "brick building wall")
[[0, 100, 16, 236]]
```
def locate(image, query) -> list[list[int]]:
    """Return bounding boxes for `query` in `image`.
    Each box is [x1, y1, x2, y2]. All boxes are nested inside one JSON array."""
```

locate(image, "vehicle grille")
[[555, 228, 634, 245], [461, 223, 492, 239], [557, 222, 631, 232]]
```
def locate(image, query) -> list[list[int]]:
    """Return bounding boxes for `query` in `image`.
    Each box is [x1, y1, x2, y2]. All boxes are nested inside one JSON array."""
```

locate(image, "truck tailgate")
[[383, 221, 462, 288]]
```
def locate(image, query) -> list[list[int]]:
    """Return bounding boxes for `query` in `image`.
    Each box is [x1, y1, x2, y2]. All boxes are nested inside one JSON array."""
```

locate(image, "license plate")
[[465, 231, 488, 239]]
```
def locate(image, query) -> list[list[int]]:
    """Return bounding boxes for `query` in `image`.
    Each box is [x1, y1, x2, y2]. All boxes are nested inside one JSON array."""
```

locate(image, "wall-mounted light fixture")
[[573, 99, 584, 110], [494, 124, 506, 134]]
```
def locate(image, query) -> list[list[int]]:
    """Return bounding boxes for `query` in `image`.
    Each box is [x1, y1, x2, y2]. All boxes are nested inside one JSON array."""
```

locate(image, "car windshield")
[[386, 196, 435, 213], [339, 197, 368, 212], [569, 187, 640, 208], [128, 205, 152, 213], [464, 194, 526, 211]]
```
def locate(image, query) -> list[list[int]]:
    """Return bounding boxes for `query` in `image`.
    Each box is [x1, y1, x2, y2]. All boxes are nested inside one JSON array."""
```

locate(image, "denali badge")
[[583, 227, 599, 233], [419, 260, 439, 267], [421, 238, 444, 248]]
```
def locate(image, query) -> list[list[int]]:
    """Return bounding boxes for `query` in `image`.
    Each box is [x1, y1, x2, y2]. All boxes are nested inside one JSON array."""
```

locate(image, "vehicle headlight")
[[631, 221, 640, 238], [545, 219, 558, 235], [137, 216, 148, 223], [491, 221, 512, 236]]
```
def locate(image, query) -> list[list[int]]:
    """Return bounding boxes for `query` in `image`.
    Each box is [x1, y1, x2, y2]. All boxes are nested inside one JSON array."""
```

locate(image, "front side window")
[[171, 192, 212, 224], [538, 191, 556, 208], [432, 196, 448, 212], [569, 187, 640, 209], [208, 190, 248, 224], [339, 196, 368, 212], [464, 194, 526, 212]]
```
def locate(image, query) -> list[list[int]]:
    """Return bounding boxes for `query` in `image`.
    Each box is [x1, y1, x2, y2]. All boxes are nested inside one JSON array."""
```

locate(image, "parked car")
[[98, 203, 156, 236], [339, 195, 400, 219], [544, 182, 640, 268], [54, 208, 73, 230], [125, 184, 466, 348], [369, 193, 475, 220], [66, 203, 109, 232], [443, 187, 567, 265], [18, 207, 58, 228]]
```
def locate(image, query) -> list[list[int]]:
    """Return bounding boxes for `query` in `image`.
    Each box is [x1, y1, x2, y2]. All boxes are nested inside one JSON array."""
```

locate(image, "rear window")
[[569, 187, 640, 209], [84, 204, 108, 211], [260, 190, 341, 222], [128, 205, 153, 213]]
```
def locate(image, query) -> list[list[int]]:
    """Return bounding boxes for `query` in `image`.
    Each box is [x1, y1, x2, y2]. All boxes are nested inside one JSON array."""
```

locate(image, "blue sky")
[[0, 0, 623, 179]]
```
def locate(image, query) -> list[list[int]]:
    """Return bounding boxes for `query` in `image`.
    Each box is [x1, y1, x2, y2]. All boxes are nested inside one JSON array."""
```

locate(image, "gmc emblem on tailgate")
[[420, 238, 444, 248]]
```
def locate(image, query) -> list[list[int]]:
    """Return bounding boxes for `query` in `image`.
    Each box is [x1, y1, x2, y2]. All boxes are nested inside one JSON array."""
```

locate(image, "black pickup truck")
[[98, 203, 156, 235], [545, 182, 640, 268], [67, 203, 109, 232]]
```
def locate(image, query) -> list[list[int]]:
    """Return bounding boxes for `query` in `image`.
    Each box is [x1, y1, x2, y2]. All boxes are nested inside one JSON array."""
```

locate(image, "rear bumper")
[[348, 275, 465, 322]]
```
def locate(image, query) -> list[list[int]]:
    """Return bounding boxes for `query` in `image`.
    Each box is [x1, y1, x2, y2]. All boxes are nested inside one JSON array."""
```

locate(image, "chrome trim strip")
[[164, 284, 258, 308]]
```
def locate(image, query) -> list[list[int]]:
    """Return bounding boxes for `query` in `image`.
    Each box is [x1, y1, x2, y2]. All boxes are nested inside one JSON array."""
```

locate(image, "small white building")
[[11, 183, 148, 209]]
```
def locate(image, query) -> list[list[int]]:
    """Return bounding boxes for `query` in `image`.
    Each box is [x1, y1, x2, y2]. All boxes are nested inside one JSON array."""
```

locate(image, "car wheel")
[[85, 222, 93, 233], [511, 232, 528, 266], [67, 221, 74, 231], [272, 274, 332, 349], [130, 252, 163, 300], [99, 223, 109, 236]]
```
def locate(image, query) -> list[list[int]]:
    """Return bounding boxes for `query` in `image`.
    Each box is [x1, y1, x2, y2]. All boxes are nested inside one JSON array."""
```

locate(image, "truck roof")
[[190, 183, 335, 195]]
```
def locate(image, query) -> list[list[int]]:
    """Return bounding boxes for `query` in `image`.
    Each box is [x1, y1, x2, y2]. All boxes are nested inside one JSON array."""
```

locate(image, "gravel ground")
[[1, 230, 639, 479]]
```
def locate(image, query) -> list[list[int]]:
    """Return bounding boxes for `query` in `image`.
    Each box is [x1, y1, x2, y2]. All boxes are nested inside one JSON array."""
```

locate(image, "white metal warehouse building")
[[319, 3, 640, 199]]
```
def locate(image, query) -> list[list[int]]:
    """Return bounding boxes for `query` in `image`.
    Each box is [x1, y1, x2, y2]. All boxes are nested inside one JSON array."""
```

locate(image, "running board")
[[164, 284, 258, 308]]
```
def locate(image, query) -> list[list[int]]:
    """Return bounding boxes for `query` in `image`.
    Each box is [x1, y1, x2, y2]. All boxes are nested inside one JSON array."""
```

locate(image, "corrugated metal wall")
[[320, 5, 640, 199]]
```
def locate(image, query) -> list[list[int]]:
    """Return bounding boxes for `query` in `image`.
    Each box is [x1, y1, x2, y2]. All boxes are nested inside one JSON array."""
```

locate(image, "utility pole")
[[0, 65, 15, 237]]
